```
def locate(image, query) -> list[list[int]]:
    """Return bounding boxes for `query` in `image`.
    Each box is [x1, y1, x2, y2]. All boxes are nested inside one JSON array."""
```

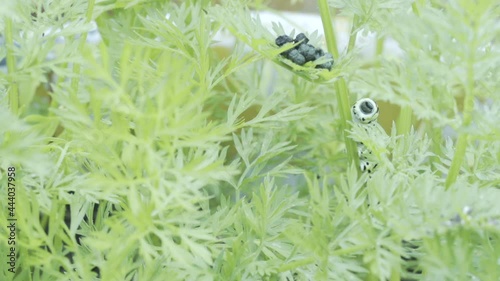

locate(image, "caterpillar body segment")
[[351, 98, 380, 174]]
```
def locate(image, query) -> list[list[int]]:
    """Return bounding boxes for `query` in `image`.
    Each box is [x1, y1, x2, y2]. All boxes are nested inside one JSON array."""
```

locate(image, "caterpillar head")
[[352, 98, 379, 124]]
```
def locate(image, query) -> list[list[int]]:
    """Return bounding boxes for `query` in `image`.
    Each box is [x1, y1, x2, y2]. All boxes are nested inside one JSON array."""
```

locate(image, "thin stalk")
[[336, 80, 358, 165], [277, 257, 315, 272], [331, 244, 371, 255], [411, 2, 421, 16], [445, 132, 469, 188], [317, 0, 358, 168], [396, 106, 413, 134], [375, 37, 384, 57], [445, 46, 475, 189], [430, 86, 443, 167], [396, 3, 420, 135], [347, 15, 360, 53], [70, 0, 96, 93], [317, 0, 338, 58], [374, 36, 384, 68], [375, 17, 400, 281], [5, 18, 19, 115], [445, 91, 474, 189]]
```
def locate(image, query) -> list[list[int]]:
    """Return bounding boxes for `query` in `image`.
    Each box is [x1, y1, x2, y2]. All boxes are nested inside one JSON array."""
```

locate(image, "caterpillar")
[[351, 98, 380, 174]]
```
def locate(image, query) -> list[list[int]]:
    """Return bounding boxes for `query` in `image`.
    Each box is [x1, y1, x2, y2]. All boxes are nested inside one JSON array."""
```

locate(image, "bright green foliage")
[[0, 0, 499, 280]]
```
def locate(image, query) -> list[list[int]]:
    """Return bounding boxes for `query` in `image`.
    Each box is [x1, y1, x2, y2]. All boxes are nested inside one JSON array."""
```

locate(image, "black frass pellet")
[[275, 35, 294, 57], [298, 43, 316, 62], [288, 49, 306, 65], [275, 33, 334, 70], [275, 35, 294, 47], [316, 53, 333, 70], [314, 47, 324, 59], [294, 33, 309, 45]]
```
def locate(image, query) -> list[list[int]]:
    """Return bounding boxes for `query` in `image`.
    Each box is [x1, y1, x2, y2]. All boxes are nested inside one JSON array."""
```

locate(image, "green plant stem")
[[445, 49, 475, 189], [347, 15, 360, 52], [317, 0, 358, 168], [411, 2, 421, 16], [336, 80, 357, 164], [395, 4, 421, 135], [445, 134, 468, 188], [5, 18, 19, 116], [430, 90, 443, 167], [375, 37, 384, 57], [317, 0, 338, 58], [277, 257, 315, 272], [70, 0, 96, 94], [396, 106, 413, 134], [375, 22, 401, 281], [331, 244, 371, 255], [445, 84, 474, 189]]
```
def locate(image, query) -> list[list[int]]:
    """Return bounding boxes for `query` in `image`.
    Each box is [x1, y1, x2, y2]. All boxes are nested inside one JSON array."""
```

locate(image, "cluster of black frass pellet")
[[275, 33, 333, 70]]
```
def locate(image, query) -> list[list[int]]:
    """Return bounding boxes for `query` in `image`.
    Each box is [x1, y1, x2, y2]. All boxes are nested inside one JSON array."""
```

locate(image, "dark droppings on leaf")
[[298, 43, 317, 62], [275, 35, 293, 47], [288, 49, 306, 65], [315, 53, 334, 70], [294, 33, 309, 45], [275, 33, 334, 70], [315, 47, 324, 57]]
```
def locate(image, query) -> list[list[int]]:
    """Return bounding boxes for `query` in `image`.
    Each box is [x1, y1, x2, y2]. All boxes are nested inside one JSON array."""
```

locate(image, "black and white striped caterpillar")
[[351, 98, 380, 174]]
